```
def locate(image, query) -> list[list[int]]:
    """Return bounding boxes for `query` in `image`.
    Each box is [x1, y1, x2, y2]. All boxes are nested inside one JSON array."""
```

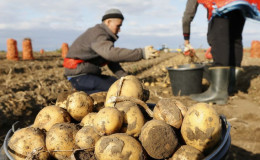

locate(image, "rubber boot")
[[228, 67, 244, 95], [190, 67, 230, 105]]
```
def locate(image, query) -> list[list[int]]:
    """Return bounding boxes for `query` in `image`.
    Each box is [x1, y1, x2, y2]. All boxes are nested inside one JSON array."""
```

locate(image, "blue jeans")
[[69, 74, 117, 94]]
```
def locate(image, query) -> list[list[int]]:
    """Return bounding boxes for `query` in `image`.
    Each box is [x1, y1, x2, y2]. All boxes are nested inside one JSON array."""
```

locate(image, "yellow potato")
[[46, 123, 80, 160], [75, 126, 101, 151], [115, 101, 145, 137], [181, 103, 222, 153], [66, 91, 94, 121], [93, 107, 123, 136], [105, 75, 144, 107], [95, 133, 144, 160], [80, 112, 97, 127], [33, 105, 71, 131], [8, 127, 49, 160]]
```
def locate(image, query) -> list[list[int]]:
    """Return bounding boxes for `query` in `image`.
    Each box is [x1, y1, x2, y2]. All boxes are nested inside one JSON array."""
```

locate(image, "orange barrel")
[[22, 38, 34, 60], [61, 43, 69, 58], [6, 38, 19, 61]]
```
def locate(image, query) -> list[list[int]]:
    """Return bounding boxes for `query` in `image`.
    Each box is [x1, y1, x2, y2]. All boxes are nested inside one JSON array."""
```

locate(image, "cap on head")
[[102, 8, 124, 21]]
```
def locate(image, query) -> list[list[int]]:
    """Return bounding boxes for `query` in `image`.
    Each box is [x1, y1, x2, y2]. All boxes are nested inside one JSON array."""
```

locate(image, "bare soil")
[[0, 50, 259, 160]]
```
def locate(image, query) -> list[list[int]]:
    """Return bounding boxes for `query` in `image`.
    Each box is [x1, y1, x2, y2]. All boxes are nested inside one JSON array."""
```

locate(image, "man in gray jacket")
[[64, 8, 156, 94]]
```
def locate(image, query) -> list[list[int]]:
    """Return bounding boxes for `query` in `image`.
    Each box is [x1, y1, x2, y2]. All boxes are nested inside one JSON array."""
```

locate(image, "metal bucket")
[[0, 114, 231, 160], [167, 63, 204, 96]]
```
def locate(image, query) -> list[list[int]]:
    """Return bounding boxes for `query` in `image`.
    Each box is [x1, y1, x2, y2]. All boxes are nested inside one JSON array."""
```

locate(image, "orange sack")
[[6, 38, 19, 61], [61, 43, 69, 59], [40, 49, 44, 54], [22, 38, 34, 60], [250, 40, 260, 58]]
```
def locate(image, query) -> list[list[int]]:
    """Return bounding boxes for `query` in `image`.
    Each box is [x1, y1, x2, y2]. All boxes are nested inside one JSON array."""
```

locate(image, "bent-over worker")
[[63, 8, 157, 94]]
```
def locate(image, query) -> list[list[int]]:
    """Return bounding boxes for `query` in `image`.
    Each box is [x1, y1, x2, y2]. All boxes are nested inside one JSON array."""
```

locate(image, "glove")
[[184, 43, 195, 56], [143, 45, 158, 59]]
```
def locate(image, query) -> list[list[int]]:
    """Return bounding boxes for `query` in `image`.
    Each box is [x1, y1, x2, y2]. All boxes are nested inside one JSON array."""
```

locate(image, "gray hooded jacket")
[[64, 23, 143, 77]]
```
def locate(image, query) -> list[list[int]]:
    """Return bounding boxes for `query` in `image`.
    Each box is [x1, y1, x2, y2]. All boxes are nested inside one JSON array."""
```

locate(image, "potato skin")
[[66, 91, 94, 121], [153, 98, 185, 129], [75, 126, 101, 151], [8, 127, 49, 160], [115, 101, 145, 137], [94, 107, 123, 136], [95, 133, 144, 160], [46, 123, 80, 160], [80, 112, 97, 127], [181, 103, 222, 153], [139, 120, 179, 159], [105, 75, 144, 107], [33, 105, 71, 131], [170, 145, 204, 160]]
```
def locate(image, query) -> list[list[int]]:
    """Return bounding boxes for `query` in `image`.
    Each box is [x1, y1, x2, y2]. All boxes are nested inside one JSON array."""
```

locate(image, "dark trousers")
[[69, 74, 117, 94], [207, 10, 245, 67]]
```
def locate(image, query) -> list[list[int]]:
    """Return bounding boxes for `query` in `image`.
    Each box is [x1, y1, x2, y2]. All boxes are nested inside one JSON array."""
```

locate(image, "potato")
[[115, 101, 145, 137], [170, 145, 204, 160], [93, 107, 123, 136], [75, 126, 101, 151], [80, 112, 97, 127], [90, 91, 107, 112], [8, 127, 49, 160], [66, 91, 94, 121], [56, 91, 75, 109], [105, 75, 144, 107], [46, 123, 80, 160], [95, 133, 145, 160], [33, 105, 71, 131], [181, 103, 222, 153], [153, 98, 187, 129], [139, 120, 179, 159]]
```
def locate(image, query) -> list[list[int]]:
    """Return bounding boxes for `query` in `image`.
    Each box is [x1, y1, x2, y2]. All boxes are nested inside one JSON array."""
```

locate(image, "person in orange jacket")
[[182, 0, 260, 104], [64, 9, 157, 94]]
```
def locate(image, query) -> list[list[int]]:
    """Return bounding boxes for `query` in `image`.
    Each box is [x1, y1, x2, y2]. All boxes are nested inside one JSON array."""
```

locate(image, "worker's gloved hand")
[[184, 43, 195, 56], [184, 43, 193, 52], [143, 45, 158, 59]]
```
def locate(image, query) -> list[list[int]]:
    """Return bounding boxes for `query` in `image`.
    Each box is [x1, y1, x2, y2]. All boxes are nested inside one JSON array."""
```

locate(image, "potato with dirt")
[[115, 101, 145, 137], [8, 127, 49, 160], [90, 91, 107, 112], [66, 91, 94, 121], [46, 122, 80, 160], [153, 98, 187, 129], [80, 112, 97, 127], [139, 119, 179, 159], [93, 107, 123, 136], [170, 145, 204, 160], [75, 126, 101, 151], [181, 103, 222, 153], [105, 75, 145, 107], [33, 105, 71, 131], [55, 90, 75, 109], [95, 133, 145, 160]]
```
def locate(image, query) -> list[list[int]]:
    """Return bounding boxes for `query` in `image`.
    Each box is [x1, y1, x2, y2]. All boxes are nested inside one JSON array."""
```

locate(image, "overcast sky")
[[0, 0, 259, 51]]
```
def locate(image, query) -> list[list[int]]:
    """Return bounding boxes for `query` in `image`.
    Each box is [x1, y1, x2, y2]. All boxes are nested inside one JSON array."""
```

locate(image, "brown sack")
[[250, 40, 260, 58], [61, 43, 69, 59], [6, 38, 19, 61], [22, 38, 34, 60]]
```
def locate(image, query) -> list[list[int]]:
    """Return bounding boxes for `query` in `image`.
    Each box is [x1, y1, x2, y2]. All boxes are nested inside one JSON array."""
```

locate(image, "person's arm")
[[91, 35, 143, 63], [107, 62, 128, 78], [182, 0, 199, 41]]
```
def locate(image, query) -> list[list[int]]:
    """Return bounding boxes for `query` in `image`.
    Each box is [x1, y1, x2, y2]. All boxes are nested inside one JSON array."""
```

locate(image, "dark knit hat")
[[102, 8, 124, 21]]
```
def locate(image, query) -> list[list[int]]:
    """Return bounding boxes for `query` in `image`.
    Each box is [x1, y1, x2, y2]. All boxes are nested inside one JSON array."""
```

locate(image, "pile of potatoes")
[[7, 75, 223, 160]]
